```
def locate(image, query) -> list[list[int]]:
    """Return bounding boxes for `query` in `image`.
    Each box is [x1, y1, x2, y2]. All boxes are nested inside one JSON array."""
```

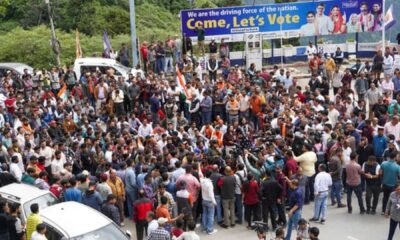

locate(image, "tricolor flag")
[[384, 4, 396, 30], [103, 30, 112, 57], [75, 29, 83, 59], [176, 65, 192, 102], [57, 83, 68, 102]]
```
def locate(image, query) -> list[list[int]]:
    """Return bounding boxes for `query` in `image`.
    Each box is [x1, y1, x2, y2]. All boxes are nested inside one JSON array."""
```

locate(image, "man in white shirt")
[[137, 119, 153, 138], [383, 52, 394, 76], [309, 164, 332, 224], [327, 102, 340, 127], [10, 156, 22, 182], [315, 3, 333, 35], [31, 223, 47, 240], [384, 115, 400, 141], [146, 211, 159, 234], [200, 170, 218, 235]]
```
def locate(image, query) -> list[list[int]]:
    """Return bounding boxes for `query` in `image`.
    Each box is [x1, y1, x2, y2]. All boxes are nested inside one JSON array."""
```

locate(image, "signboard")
[[181, 0, 384, 39]]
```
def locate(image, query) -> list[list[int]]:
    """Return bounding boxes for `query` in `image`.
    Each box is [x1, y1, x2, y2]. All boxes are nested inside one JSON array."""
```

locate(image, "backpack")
[[236, 172, 246, 185], [314, 145, 326, 164]]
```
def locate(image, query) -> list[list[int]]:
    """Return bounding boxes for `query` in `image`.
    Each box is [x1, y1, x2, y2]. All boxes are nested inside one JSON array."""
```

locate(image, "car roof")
[[74, 57, 118, 65], [40, 202, 111, 238], [0, 183, 50, 202], [0, 63, 33, 73]]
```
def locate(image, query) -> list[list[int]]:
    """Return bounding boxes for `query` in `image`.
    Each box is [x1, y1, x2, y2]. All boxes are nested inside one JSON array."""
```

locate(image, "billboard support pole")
[[279, 9, 283, 68], [382, 0, 386, 51], [271, 39, 274, 65], [355, 32, 359, 58]]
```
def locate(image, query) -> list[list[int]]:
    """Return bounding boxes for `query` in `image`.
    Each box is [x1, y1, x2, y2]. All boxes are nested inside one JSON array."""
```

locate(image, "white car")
[[40, 202, 131, 240], [73, 57, 144, 80], [0, 183, 58, 223], [0, 62, 33, 78]]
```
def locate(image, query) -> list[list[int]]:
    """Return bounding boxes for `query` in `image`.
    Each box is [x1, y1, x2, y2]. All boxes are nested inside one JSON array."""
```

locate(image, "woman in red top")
[[242, 173, 260, 229]]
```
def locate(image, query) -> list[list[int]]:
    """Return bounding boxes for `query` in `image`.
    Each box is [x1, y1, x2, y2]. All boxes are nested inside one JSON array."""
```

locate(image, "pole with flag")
[[75, 29, 83, 59], [103, 30, 112, 58], [382, 0, 386, 51]]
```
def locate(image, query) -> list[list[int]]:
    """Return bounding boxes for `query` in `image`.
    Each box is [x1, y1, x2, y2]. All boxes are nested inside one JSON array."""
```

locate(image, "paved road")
[[123, 195, 398, 240]]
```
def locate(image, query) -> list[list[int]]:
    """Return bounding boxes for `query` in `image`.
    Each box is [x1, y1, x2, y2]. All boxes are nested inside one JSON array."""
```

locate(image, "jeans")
[[346, 184, 365, 212], [156, 57, 164, 74], [331, 180, 342, 205], [388, 218, 400, 240], [277, 199, 287, 225], [201, 111, 212, 125], [382, 185, 396, 213], [305, 175, 315, 203], [202, 200, 215, 233], [215, 195, 223, 223], [285, 209, 302, 240], [313, 191, 328, 220], [126, 188, 137, 219], [222, 198, 235, 226], [164, 56, 173, 73], [365, 184, 380, 211], [235, 194, 243, 223], [250, 112, 259, 130]]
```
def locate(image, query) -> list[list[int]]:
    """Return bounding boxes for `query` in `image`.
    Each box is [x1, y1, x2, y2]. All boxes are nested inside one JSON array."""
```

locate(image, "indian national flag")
[[57, 84, 68, 102], [176, 65, 191, 100]]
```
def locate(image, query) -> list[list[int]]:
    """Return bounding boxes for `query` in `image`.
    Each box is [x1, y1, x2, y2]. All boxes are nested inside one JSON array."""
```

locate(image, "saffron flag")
[[384, 4, 396, 30], [176, 65, 190, 100], [76, 29, 83, 59]]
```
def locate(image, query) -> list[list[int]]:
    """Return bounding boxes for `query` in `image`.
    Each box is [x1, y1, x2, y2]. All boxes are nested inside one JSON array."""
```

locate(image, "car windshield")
[[71, 223, 128, 240], [114, 63, 130, 73], [23, 193, 58, 219]]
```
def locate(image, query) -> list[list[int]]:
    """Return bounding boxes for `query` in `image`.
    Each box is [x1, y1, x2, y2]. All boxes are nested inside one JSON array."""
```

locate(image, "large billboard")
[[181, 0, 384, 40]]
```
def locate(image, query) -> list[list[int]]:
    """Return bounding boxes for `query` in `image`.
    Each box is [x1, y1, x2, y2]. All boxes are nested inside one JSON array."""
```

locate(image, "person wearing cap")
[[147, 217, 170, 240], [373, 126, 387, 163], [81, 181, 103, 211]]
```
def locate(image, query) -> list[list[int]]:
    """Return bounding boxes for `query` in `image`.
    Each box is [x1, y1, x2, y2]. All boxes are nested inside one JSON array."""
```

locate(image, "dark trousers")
[[277, 200, 287, 225], [209, 71, 217, 82], [136, 219, 148, 240], [346, 184, 365, 212], [244, 203, 259, 227], [365, 184, 380, 211], [262, 201, 277, 229], [114, 102, 125, 116], [388, 218, 400, 240], [305, 175, 315, 203], [382, 185, 396, 212]]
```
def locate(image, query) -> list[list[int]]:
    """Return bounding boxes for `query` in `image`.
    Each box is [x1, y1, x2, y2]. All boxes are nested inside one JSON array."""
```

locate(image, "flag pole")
[[382, 0, 386, 51]]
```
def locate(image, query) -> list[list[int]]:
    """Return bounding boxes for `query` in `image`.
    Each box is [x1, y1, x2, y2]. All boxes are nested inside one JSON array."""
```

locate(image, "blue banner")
[[181, 0, 384, 38]]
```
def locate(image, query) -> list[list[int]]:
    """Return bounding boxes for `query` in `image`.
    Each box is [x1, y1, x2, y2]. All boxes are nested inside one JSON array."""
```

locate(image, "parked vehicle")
[[0, 183, 58, 223], [40, 201, 131, 240], [0, 63, 33, 78]]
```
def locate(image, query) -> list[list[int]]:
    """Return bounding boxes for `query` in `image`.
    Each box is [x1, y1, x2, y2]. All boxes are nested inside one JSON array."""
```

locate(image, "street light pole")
[[45, 0, 61, 66], [129, 0, 139, 67]]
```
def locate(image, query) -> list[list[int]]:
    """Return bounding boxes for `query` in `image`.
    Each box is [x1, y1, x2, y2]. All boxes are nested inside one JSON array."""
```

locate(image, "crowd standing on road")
[[0, 36, 399, 240]]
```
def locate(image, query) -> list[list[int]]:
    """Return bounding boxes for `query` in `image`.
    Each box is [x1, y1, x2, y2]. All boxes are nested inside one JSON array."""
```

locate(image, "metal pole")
[[382, 0, 386, 51], [280, 9, 283, 68], [129, 0, 139, 67], [45, 0, 61, 66]]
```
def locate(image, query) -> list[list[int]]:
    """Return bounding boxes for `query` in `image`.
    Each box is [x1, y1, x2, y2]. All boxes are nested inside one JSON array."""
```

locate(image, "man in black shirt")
[[260, 169, 282, 230]]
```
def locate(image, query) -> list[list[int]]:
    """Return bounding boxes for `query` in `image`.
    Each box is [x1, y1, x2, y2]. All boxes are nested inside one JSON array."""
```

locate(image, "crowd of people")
[[0, 34, 399, 240]]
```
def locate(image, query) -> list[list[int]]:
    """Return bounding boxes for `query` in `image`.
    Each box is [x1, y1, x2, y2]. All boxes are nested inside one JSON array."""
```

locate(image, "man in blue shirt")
[[285, 179, 303, 240], [64, 178, 82, 202], [373, 127, 387, 163], [379, 151, 400, 214], [125, 159, 137, 220], [392, 70, 400, 97]]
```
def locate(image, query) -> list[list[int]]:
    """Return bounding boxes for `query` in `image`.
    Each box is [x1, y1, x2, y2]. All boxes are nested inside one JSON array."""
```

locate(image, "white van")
[[40, 201, 131, 240], [73, 58, 144, 80], [0, 183, 58, 223]]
